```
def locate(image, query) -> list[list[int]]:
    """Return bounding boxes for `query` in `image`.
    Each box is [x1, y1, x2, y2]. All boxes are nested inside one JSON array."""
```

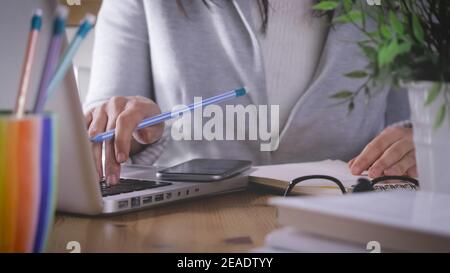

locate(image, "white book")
[[269, 191, 450, 252], [257, 226, 371, 253]]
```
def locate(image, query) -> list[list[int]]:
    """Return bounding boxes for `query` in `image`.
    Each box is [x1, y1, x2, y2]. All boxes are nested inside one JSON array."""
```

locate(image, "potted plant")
[[313, 0, 450, 193]]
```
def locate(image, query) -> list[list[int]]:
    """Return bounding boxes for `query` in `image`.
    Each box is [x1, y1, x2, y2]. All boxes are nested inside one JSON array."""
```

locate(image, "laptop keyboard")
[[100, 178, 172, 197]]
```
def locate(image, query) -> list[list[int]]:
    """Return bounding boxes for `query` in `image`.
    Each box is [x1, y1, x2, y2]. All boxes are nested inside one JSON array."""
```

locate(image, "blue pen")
[[90, 87, 247, 143], [41, 14, 96, 108]]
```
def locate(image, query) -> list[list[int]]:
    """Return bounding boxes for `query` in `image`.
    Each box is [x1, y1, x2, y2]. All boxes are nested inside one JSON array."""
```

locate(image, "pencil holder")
[[0, 112, 58, 253]]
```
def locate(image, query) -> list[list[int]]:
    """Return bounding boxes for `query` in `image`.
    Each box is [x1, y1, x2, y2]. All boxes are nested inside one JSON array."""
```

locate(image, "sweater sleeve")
[[84, 0, 152, 112]]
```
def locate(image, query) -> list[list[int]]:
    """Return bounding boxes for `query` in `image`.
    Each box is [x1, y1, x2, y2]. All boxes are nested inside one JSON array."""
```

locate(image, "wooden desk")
[[47, 190, 278, 253]]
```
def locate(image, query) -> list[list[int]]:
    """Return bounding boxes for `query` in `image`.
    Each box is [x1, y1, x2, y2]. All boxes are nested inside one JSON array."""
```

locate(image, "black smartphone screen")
[[156, 159, 252, 181]]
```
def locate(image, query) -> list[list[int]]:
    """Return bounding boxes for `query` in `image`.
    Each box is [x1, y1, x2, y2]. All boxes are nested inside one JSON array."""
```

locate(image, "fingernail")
[[107, 174, 118, 185], [117, 153, 126, 163], [369, 167, 380, 178], [351, 165, 361, 175], [348, 160, 355, 168]]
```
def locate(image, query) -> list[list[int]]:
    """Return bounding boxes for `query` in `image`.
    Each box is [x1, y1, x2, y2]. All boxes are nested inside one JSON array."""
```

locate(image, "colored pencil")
[[14, 9, 43, 118], [33, 6, 69, 114], [39, 14, 95, 111]]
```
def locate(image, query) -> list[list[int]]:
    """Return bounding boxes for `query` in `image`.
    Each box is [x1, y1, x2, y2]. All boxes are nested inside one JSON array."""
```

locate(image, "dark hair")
[[176, 0, 331, 34]]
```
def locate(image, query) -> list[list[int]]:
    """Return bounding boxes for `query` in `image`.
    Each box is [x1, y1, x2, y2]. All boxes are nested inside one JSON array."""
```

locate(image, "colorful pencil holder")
[[0, 112, 58, 253]]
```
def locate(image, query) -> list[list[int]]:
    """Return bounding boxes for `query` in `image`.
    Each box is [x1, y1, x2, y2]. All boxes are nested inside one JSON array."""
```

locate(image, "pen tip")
[[56, 5, 69, 19]]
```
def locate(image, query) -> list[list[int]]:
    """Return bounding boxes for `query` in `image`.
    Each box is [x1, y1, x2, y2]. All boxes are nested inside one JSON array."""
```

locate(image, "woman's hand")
[[84, 96, 164, 185], [349, 126, 417, 178]]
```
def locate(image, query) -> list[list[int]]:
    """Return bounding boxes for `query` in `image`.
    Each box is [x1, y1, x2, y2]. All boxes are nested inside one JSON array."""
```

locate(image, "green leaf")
[[312, 1, 339, 11], [378, 40, 400, 67], [377, 46, 388, 67], [425, 82, 442, 106], [412, 15, 424, 42], [345, 10, 363, 22], [397, 41, 412, 55], [343, 0, 352, 11], [389, 11, 404, 35], [433, 104, 446, 130], [330, 90, 353, 99], [380, 25, 392, 39], [334, 11, 363, 24], [367, 31, 380, 39], [344, 70, 368, 78], [334, 14, 352, 23], [360, 45, 377, 59]]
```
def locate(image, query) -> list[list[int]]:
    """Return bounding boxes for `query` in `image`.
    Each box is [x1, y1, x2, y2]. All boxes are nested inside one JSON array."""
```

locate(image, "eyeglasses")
[[283, 175, 419, 197]]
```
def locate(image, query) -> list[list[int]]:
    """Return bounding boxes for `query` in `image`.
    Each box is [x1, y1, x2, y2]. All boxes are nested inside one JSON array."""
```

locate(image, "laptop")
[[0, 0, 249, 215]]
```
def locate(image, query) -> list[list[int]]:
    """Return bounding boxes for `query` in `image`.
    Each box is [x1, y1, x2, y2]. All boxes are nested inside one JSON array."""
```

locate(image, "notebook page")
[[249, 160, 358, 187]]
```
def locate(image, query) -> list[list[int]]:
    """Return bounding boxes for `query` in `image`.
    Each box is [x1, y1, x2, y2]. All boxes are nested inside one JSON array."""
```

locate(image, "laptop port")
[[166, 192, 172, 199], [186, 189, 190, 195], [195, 188, 199, 192], [131, 197, 141, 208], [155, 194, 164, 202], [118, 200, 129, 209], [142, 196, 153, 204]]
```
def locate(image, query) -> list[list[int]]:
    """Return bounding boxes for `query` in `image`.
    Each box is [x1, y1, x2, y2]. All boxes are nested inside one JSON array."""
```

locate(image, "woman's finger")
[[368, 137, 414, 177], [88, 106, 108, 179], [84, 109, 93, 130], [104, 98, 126, 185], [348, 158, 355, 169], [406, 165, 418, 178], [105, 133, 120, 185], [132, 122, 164, 145], [351, 127, 407, 175], [126, 98, 164, 145], [115, 109, 143, 163], [383, 151, 416, 176]]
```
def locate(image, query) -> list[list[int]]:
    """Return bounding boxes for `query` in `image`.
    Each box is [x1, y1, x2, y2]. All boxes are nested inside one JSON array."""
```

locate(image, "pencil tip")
[[84, 13, 97, 25], [56, 5, 69, 19], [34, 9, 43, 17]]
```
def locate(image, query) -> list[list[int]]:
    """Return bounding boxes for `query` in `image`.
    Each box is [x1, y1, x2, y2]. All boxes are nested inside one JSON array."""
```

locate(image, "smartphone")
[[156, 158, 252, 182]]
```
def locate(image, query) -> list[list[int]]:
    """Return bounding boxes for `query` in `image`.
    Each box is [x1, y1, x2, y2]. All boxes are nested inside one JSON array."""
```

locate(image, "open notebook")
[[249, 160, 359, 195]]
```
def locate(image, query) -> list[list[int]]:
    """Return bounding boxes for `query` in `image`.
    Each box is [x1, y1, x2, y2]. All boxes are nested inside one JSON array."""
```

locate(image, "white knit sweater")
[[253, 0, 328, 126]]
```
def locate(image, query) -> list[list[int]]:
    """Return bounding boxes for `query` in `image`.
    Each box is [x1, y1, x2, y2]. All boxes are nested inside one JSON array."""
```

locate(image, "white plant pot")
[[407, 81, 450, 193]]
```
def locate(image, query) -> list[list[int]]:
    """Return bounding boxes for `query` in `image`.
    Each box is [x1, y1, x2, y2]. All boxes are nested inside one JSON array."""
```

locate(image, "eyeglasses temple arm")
[[284, 175, 347, 197]]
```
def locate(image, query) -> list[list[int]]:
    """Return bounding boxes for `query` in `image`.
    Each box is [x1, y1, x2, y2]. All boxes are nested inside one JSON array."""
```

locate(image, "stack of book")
[[255, 191, 450, 253]]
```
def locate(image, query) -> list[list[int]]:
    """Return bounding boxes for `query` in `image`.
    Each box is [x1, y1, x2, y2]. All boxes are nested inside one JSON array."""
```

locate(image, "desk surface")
[[47, 190, 278, 253]]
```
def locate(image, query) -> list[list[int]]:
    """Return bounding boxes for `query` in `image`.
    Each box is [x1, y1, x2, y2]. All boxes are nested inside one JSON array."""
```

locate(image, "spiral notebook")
[[248, 160, 417, 195]]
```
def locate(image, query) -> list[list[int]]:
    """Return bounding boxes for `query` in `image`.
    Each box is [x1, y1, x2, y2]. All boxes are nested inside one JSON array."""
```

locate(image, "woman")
[[84, 0, 416, 185]]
